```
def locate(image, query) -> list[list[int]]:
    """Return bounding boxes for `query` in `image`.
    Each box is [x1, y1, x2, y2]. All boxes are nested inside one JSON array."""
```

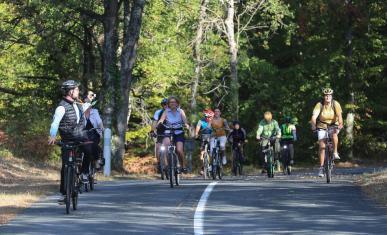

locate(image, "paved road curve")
[[1, 169, 387, 234]]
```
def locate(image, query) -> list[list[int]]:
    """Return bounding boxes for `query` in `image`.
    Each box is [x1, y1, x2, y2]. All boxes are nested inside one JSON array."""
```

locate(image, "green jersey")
[[256, 120, 281, 138]]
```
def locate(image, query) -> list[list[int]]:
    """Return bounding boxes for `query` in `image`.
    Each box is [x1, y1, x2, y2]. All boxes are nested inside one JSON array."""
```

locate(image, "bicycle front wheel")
[[203, 152, 209, 180], [65, 166, 72, 214], [168, 153, 174, 188]]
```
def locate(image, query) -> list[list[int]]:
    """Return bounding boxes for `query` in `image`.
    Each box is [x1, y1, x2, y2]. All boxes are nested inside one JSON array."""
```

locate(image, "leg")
[[319, 140, 326, 167], [289, 142, 294, 164], [333, 132, 339, 154], [176, 141, 185, 168], [60, 148, 67, 195], [219, 136, 227, 165], [81, 144, 93, 175]]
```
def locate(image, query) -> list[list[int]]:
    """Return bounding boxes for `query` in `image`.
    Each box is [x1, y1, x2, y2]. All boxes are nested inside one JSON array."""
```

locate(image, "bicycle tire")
[[217, 165, 222, 180], [65, 166, 72, 214], [168, 153, 174, 188], [159, 151, 165, 180], [324, 148, 331, 183], [174, 153, 180, 186], [72, 194, 78, 210], [89, 172, 94, 191], [211, 154, 217, 180], [203, 152, 209, 180]]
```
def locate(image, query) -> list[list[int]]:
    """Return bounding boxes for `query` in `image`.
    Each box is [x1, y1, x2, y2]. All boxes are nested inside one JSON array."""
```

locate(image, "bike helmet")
[[322, 88, 333, 95], [284, 116, 291, 123], [61, 80, 79, 91], [203, 109, 214, 118], [160, 98, 168, 105]]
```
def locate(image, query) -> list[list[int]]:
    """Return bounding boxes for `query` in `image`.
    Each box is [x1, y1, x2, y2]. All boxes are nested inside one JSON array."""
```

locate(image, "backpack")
[[317, 99, 337, 124], [157, 109, 165, 121]]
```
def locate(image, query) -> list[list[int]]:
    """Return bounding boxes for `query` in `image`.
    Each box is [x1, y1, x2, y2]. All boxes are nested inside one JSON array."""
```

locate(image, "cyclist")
[[157, 96, 190, 173], [211, 108, 230, 165], [151, 98, 168, 172], [280, 116, 297, 165], [195, 109, 214, 174], [82, 102, 104, 171], [311, 88, 343, 177], [256, 111, 281, 173], [48, 80, 91, 203], [228, 120, 247, 162]]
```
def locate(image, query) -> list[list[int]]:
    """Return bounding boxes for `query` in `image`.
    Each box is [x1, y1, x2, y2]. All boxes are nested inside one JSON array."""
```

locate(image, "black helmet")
[[284, 116, 292, 123], [160, 98, 168, 105], [232, 120, 240, 126], [61, 80, 79, 91]]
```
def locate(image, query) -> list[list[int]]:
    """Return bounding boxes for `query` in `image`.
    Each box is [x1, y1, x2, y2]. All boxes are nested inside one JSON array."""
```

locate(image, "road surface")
[[1, 168, 386, 234]]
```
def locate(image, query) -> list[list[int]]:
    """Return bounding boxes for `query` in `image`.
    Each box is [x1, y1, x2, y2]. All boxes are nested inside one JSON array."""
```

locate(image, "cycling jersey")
[[312, 101, 342, 129], [164, 108, 184, 135], [281, 124, 296, 140], [228, 128, 246, 147], [197, 118, 212, 135], [256, 120, 281, 139], [212, 118, 227, 137]]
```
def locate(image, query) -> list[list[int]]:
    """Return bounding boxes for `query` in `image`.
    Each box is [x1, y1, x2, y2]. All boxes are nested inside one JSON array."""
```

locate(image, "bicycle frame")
[[322, 126, 337, 183], [261, 137, 276, 178], [160, 128, 181, 188]]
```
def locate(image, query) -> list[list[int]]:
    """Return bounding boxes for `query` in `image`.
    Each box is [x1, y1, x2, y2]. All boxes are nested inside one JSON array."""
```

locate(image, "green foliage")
[[0, 0, 386, 164]]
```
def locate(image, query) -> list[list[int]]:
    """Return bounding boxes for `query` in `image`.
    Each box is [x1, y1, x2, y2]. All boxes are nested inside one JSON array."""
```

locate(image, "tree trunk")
[[102, 0, 119, 168], [115, 0, 145, 168], [225, 0, 239, 120], [190, 0, 208, 115], [345, 0, 355, 160], [82, 21, 96, 92]]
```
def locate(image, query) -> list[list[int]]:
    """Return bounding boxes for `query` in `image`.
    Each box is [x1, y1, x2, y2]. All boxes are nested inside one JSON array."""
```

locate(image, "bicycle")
[[160, 127, 182, 188], [211, 137, 223, 180], [280, 140, 292, 175], [261, 136, 277, 178], [56, 140, 92, 214], [319, 125, 338, 183], [197, 134, 211, 180], [232, 143, 244, 176]]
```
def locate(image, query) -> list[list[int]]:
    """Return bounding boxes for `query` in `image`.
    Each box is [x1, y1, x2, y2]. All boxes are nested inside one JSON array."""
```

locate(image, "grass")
[[359, 169, 387, 206], [0, 153, 59, 224]]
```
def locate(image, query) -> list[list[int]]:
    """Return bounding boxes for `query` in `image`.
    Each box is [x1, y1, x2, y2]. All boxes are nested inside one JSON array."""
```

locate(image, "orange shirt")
[[211, 118, 226, 137]]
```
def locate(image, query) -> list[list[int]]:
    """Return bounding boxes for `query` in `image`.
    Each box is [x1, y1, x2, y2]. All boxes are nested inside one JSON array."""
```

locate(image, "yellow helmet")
[[322, 88, 333, 95]]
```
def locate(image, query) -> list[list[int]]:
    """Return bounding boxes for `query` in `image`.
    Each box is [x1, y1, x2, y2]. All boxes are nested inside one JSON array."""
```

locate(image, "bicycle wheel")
[[89, 169, 95, 191], [159, 152, 165, 180], [217, 164, 223, 180], [325, 151, 331, 184], [203, 152, 209, 180], [174, 154, 180, 186], [211, 154, 217, 180], [72, 169, 78, 210], [65, 166, 72, 214], [232, 150, 237, 176], [168, 153, 174, 188]]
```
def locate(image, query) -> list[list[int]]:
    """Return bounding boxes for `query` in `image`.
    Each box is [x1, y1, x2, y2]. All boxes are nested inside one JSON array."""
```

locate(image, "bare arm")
[[180, 109, 190, 128], [157, 111, 167, 126]]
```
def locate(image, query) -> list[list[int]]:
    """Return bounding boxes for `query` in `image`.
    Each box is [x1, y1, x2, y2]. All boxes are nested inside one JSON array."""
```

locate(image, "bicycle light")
[[160, 146, 166, 151], [283, 145, 288, 149]]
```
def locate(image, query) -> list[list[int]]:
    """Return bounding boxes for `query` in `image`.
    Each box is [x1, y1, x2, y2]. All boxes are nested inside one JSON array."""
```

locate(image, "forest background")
[[0, 0, 385, 171]]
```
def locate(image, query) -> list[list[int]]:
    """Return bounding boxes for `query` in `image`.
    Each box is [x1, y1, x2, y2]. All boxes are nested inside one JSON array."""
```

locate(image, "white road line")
[[194, 182, 218, 235]]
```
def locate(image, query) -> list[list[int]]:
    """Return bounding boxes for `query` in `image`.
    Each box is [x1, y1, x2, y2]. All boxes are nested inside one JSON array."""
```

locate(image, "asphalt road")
[[1, 168, 387, 235]]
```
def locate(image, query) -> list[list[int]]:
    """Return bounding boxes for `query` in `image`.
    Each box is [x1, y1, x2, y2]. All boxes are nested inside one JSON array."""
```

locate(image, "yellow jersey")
[[313, 101, 342, 129]]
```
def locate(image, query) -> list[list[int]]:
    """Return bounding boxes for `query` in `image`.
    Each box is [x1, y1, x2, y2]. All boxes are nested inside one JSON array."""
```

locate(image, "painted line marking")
[[194, 182, 218, 235]]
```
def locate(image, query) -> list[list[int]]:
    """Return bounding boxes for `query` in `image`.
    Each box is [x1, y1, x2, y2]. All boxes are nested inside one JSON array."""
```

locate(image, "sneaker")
[[334, 153, 341, 160], [318, 167, 324, 177], [261, 169, 267, 174], [222, 156, 227, 165], [82, 174, 89, 183]]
